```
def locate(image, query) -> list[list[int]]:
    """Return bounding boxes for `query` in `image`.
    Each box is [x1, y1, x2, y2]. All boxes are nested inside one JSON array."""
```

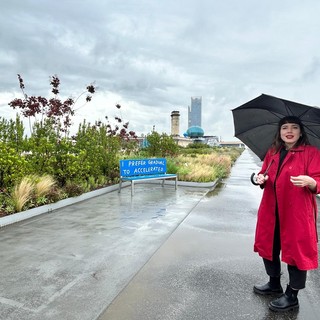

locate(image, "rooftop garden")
[[0, 75, 243, 216]]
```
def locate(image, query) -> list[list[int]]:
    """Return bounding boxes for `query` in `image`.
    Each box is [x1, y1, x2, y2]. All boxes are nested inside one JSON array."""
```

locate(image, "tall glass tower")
[[188, 96, 202, 127]]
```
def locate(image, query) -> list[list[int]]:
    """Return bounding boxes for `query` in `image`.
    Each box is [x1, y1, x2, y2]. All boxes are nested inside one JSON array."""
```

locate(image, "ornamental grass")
[[173, 153, 234, 182], [35, 175, 56, 198], [11, 178, 34, 212]]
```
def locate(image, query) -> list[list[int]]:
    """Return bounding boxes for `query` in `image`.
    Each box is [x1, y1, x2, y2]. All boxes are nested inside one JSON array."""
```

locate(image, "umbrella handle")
[[250, 173, 260, 186], [251, 160, 274, 186]]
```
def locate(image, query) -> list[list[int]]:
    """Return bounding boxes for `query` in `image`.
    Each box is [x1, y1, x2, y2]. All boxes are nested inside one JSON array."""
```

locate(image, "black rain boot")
[[269, 284, 299, 312], [253, 276, 283, 295]]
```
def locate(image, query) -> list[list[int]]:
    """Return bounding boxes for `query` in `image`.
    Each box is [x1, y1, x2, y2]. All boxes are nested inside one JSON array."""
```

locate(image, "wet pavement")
[[0, 170, 212, 319], [1, 149, 320, 320]]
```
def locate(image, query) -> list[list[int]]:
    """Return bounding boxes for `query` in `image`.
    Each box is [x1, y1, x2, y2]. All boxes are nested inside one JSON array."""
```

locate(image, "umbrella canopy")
[[232, 94, 320, 160]]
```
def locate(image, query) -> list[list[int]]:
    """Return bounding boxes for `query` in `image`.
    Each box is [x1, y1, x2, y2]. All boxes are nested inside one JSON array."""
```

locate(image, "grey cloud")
[[2, 0, 320, 140]]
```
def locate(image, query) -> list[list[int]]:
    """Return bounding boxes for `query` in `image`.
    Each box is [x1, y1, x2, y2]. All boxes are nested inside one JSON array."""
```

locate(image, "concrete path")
[[1, 149, 320, 320], [0, 169, 212, 320]]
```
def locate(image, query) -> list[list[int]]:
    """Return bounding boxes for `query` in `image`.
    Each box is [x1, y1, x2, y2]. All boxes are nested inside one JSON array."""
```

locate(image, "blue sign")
[[120, 158, 167, 177]]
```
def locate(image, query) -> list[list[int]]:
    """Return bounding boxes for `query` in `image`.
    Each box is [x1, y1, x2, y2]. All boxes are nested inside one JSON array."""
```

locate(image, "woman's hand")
[[290, 175, 317, 191], [256, 174, 269, 185]]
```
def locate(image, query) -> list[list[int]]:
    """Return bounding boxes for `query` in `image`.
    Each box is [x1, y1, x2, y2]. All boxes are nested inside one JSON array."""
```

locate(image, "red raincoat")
[[254, 145, 320, 270]]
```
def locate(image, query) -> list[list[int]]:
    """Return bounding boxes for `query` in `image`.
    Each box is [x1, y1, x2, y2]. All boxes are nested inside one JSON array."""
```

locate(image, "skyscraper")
[[188, 96, 202, 127]]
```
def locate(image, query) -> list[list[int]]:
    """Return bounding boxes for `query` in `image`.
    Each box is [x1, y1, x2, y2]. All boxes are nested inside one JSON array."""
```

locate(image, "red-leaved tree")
[[9, 74, 95, 136]]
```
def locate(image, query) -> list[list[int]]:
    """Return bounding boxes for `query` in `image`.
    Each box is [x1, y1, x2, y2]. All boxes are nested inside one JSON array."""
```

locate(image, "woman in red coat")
[[253, 116, 320, 312]]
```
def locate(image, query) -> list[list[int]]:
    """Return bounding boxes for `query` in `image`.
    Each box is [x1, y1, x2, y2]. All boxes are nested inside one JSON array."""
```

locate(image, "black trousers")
[[262, 211, 307, 290]]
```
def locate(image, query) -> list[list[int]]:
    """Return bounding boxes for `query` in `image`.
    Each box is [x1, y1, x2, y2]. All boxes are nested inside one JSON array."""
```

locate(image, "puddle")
[[205, 181, 226, 197]]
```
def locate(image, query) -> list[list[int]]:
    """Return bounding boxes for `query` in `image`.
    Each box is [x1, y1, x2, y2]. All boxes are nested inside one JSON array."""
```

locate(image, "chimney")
[[171, 111, 180, 136]]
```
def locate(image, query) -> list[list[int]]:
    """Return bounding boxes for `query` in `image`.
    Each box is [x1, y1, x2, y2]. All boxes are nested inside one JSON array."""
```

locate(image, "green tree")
[[159, 133, 179, 157], [74, 120, 121, 182], [145, 132, 178, 157], [0, 116, 30, 189], [0, 115, 26, 152]]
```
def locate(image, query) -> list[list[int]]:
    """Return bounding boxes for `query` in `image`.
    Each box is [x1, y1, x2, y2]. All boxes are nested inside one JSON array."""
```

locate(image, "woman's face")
[[280, 122, 301, 149]]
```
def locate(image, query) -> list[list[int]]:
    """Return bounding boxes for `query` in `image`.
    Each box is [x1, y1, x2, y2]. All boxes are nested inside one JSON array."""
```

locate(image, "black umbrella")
[[232, 94, 320, 161]]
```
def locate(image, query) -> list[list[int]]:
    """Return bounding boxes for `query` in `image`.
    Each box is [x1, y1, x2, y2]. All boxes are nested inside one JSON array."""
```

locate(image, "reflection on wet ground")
[[205, 181, 226, 197]]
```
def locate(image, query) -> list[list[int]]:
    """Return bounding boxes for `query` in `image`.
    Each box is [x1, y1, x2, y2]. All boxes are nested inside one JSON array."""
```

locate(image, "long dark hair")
[[271, 116, 310, 153]]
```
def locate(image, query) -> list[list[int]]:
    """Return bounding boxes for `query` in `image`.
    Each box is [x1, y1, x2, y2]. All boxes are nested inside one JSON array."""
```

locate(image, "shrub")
[[64, 181, 85, 197], [0, 142, 31, 189], [46, 187, 67, 203], [166, 158, 179, 174], [145, 132, 178, 157]]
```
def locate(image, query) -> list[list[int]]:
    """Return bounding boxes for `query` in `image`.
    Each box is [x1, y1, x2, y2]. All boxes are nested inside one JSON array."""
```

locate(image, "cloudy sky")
[[1, 0, 320, 141]]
